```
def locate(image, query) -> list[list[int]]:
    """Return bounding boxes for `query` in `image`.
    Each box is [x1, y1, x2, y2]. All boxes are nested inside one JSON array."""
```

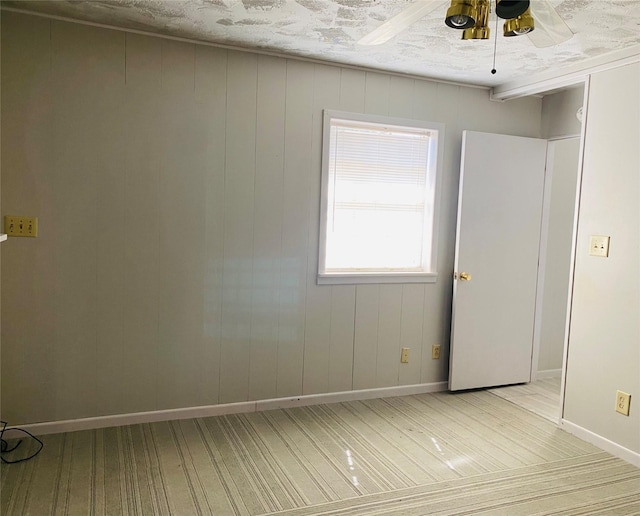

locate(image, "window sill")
[[317, 272, 437, 285]]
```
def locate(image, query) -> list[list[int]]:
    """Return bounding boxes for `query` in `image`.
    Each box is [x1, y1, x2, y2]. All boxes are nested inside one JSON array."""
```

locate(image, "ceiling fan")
[[358, 0, 574, 48]]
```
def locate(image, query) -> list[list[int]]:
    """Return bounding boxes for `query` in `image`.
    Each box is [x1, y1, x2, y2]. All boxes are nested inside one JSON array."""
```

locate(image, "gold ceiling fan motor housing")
[[503, 7, 535, 36], [462, 0, 490, 40]]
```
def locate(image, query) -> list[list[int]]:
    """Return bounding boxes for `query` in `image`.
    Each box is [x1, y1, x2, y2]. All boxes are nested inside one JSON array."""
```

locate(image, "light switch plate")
[[589, 235, 609, 257], [4, 215, 38, 237]]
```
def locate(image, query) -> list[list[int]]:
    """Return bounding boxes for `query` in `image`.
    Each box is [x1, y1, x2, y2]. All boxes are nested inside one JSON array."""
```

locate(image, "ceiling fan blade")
[[527, 0, 574, 48], [358, 0, 446, 46]]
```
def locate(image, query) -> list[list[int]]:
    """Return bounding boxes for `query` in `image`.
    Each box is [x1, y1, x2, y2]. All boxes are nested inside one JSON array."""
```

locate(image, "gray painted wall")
[[1, 12, 543, 425], [563, 63, 639, 454], [535, 87, 583, 374], [536, 137, 580, 373], [541, 87, 584, 139]]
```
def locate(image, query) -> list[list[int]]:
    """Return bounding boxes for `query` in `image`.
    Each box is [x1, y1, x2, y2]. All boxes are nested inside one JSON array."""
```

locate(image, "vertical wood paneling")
[[195, 45, 227, 405], [364, 72, 390, 115], [327, 68, 367, 393], [94, 43, 127, 417], [302, 287, 332, 395], [339, 69, 366, 112], [391, 77, 423, 374], [399, 284, 424, 385], [50, 22, 96, 419], [302, 64, 340, 395], [2, 14, 546, 424], [340, 70, 380, 389], [125, 33, 162, 90], [413, 80, 445, 123], [328, 286, 356, 392], [278, 60, 314, 397], [161, 40, 195, 96], [249, 55, 286, 400], [51, 21, 126, 419], [157, 40, 207, 409], [0, 13, 56, 424], [219, 51, 258, 403], [353, 284, 380, 390], [388, 76, 415, 119], [122, 34, 162, 413], [352, 71, 391, 391], [426, 83, 461, 372], [397, 77, 436, 385], [421, 285, 451, 383], [376, 285, 403, 387], [391, 75, 427, 386]]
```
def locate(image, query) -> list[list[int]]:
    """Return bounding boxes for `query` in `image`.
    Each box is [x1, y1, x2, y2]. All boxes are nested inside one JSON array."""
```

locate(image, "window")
[[318, 110, 443, 285]]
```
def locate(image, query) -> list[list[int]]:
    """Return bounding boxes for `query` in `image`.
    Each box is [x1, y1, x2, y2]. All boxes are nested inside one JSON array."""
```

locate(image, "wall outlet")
[[589, 235, 609, 257], [5, 215, 38, 237], [615, 390, 631, 416], [432, 344, 441, 360], [400, 347, 410, 364]]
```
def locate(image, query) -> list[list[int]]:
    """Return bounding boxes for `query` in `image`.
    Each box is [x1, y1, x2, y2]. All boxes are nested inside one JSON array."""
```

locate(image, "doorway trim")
[[522, 76, 590, 425], [530, 135, 582, 385], [558, 76, 591, 423]]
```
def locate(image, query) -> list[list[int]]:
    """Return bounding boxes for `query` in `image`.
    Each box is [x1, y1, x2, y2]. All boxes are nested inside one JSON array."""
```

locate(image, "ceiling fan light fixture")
[[503, 8, 535, 36], [462, 0, 490, 40], [462, 25, 491, 39], [445, 0, 477, 29], [495, 0, 530, 20]]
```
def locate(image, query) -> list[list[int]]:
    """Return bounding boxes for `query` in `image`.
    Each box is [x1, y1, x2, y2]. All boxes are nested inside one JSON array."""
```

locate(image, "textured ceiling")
[[4, 0, 640, 86]]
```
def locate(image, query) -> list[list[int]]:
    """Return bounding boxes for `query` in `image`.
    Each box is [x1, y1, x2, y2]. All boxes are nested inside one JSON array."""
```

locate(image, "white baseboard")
[[4, 401, 257, 437], [560, 419, 640, 467], [7, 382, 448, 437], [537, 368, 562, 379], [256, 382, 447, 411]]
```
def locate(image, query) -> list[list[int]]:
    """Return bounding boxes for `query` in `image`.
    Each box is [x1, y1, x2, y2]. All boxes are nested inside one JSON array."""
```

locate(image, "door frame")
[[529, 136, 581, 384], [528, 77, 590, 423]]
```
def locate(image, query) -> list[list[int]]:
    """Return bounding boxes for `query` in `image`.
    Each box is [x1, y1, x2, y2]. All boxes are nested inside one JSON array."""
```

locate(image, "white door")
[[449, 131, 548, 391]]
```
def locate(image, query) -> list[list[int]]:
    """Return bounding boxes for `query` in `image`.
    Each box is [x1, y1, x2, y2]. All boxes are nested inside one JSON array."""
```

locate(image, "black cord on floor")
[[0, 420, 44, 464]]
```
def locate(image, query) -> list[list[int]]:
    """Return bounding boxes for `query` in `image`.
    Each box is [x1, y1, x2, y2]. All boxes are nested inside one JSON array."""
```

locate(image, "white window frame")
[[318, 110, 444, 285]]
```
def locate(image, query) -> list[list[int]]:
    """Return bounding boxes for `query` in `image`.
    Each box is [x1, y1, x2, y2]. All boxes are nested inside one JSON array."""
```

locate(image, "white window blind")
[[319, 112, 442, 284]]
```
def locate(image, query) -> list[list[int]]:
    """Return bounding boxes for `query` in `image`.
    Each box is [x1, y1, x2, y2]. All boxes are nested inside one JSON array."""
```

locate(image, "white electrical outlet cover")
[[589, 235, 610, 257]]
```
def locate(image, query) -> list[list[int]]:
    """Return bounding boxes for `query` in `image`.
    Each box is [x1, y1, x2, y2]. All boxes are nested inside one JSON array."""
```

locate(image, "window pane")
[[320, 112, 440, 277], [326, 208, 426, 269]]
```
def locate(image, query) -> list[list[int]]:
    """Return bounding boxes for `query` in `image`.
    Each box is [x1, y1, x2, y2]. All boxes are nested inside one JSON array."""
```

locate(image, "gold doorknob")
[[459, 272, 472, 281]]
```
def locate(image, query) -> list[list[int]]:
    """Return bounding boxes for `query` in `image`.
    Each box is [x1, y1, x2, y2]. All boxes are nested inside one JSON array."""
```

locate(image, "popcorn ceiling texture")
[[4, 0, 640, 86]]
